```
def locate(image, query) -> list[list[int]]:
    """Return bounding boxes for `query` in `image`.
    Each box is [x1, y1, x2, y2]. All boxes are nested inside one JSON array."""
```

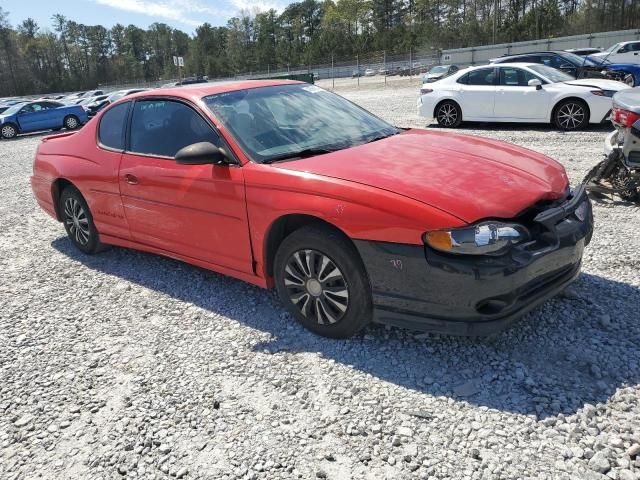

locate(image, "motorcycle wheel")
[[611, 165, 640, 202], [583, 160, 607, 185]]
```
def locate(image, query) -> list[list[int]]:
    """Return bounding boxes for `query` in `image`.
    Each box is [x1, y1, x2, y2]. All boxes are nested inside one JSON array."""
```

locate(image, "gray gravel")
[[1, 84, 640, 480]]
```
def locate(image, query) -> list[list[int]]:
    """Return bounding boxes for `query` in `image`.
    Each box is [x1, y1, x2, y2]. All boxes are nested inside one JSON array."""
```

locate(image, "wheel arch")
[[51, 178, 77, 221], [551, 96, 591, 123], [433, 98, 461, 118], [263, 214, 357, 278]]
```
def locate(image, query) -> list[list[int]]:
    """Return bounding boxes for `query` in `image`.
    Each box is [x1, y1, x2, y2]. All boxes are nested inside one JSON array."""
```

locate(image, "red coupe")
[[31, 80, 593, 338]]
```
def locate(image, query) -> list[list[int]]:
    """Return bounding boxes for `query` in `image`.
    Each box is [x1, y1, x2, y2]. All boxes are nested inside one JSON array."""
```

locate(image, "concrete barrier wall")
[[441, 29, 640, 66]]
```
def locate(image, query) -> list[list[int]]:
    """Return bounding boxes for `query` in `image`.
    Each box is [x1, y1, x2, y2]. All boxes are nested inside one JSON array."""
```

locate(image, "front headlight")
[[424, 222, 530, 255], [591, 89, 615, 97]]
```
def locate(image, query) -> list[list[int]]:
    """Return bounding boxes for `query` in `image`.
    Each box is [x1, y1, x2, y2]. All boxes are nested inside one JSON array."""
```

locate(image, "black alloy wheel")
[[59, 187, 104, 254], [554, 100, 588, 131], [274, 225, 372, 338], [435, 101, 462, 128]]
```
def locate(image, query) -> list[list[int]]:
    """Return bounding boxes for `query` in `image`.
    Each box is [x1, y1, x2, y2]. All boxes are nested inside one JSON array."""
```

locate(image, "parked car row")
[[0, 86, 163, 139]]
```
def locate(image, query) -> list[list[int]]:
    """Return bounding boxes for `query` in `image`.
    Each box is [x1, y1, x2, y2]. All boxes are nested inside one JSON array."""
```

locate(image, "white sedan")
[[417, 63, 630, 130]]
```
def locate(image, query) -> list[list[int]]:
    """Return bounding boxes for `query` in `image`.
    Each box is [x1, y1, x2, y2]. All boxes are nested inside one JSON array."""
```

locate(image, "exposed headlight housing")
[[591, 89, 615, 97], [424, 222, 530, 255]]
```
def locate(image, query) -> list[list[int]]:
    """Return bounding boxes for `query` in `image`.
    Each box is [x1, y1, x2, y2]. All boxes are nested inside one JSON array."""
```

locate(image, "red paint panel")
[[119, 152, 253, 274], [276, 129, 569, 223], [31, 81, 575, 291]]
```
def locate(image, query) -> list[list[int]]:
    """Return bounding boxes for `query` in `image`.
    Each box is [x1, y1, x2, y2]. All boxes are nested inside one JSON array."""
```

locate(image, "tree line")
[[0, 0, 638, 96]]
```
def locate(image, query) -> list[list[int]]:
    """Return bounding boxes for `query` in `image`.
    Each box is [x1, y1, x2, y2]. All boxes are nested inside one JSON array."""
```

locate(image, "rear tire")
[[64, 115, 80, 130], [435, 101, 462, 128], [59, 187, 105, 254], [553, 99, 589, 131], [1, 123, 18, 139], [274, 224, 372, 338]]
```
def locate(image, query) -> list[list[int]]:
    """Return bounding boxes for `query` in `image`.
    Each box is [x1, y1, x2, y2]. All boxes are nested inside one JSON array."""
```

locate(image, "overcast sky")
[[3, 0, 292, 32]]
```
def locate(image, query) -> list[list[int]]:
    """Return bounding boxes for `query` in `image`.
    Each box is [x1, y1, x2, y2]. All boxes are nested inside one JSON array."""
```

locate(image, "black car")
[[491, 50, 602, 79], [85, 88, 150, 117], [565, 47, 602, 57]]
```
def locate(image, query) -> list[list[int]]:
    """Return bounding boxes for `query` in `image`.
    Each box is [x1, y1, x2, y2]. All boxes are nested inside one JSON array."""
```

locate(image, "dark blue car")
[[586, 57, 640, 87], [0, 100, 88, 139]]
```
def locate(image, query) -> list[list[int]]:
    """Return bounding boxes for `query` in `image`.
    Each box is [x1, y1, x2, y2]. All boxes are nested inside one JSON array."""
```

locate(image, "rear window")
[[98, 102, 131, 151]]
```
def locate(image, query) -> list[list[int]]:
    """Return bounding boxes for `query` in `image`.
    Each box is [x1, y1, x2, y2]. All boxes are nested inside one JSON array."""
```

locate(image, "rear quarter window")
[[98, 102, 131, 151]]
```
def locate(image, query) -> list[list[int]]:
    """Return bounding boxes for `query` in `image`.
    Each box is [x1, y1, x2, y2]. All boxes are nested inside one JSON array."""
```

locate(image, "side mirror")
[[175, 142, 230, 165], [528, 79, 543, 90]]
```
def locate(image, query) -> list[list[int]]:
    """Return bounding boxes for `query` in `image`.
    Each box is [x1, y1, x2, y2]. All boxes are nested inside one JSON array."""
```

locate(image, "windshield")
[[560, 52, 597, 66], [603, 43, 620, 54], [1, 103, 26, 116], [108, 91, 127, 102], [204, 84, 399, 163], [528, 64, 574, 83], [429, 66, 448, 74]]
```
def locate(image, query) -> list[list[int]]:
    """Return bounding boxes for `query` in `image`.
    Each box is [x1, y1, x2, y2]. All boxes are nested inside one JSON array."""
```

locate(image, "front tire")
[[64, 115, 80, 130], [435, 101, 462, 128], [59, 187, 104, 254], [553, 99, 589, 131], [1, 123, 18, 139], [274, 225, 372, 338], [623, 73, 635, 87]]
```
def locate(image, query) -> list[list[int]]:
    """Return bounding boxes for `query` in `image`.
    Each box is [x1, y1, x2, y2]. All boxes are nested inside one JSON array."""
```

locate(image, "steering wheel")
[[299, 116, 330, 131]]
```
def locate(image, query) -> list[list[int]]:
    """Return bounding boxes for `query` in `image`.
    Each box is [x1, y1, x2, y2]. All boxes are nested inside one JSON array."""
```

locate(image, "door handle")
[[124, 174, 139, 185]]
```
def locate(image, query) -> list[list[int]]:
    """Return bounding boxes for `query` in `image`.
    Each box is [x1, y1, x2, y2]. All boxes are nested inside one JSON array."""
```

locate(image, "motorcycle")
[[584, 89, 640, 202]]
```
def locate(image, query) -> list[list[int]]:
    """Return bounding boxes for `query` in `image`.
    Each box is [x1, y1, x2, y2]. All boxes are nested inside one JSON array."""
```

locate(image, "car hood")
[[562, 78, 630, 90], [274, 130, 569, 223]]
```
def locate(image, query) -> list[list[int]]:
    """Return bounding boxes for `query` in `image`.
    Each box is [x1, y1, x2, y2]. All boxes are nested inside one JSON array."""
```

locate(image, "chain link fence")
[[98, 49, 441, 92], [96, 28, 640, 93]]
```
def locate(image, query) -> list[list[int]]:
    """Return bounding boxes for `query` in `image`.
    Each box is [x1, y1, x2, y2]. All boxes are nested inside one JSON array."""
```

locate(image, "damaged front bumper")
[[354, 185, 594, 336]]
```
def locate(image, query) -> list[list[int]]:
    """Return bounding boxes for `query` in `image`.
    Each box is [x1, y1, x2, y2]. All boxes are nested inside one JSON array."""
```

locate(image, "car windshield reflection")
[[203, 84, 399, 163]]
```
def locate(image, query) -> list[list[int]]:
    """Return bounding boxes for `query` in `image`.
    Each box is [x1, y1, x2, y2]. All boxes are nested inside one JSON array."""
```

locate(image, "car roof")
[[500, 51, 564, 57], [466, 62, 536, 69], [124, 79, 304, 103]]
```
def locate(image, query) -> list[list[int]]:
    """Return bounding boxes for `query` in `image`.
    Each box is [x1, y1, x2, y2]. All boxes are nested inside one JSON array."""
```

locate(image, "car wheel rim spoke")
[[559, 104, 583, 129], [438, 105, 457, 126], [284, 249, 349, 325], [64, 197, 90, 246]]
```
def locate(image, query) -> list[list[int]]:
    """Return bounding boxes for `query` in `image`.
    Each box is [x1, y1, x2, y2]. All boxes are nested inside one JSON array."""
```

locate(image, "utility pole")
[[331, 54, 335, 90], [493, 0, 497, 44], [409, 48, 412, 81], [384, 50, 387, 86]]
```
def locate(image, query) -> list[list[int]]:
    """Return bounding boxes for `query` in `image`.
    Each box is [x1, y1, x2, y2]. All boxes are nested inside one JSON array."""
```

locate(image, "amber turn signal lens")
[[425, 231, 453, 251]]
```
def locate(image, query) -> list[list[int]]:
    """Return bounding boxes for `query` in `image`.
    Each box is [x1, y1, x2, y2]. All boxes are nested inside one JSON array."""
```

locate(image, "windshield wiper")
[[362, 129, 401, 145], [262, 147, 338, 164]]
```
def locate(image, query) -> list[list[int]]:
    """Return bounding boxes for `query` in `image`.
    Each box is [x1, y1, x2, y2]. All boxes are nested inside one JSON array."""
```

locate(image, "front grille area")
[[475, 263, 576, 315]]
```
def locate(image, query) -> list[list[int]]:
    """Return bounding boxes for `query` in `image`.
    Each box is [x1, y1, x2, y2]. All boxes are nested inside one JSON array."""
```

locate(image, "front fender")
[[243, 164, 465, 280]]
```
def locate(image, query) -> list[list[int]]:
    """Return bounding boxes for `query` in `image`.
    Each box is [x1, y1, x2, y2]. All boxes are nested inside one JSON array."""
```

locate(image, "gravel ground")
[[1, 84, 640, 480]]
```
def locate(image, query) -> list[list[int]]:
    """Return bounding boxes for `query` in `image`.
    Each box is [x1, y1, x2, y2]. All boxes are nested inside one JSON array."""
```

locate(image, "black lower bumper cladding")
[[354, 186, 594, 335]]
